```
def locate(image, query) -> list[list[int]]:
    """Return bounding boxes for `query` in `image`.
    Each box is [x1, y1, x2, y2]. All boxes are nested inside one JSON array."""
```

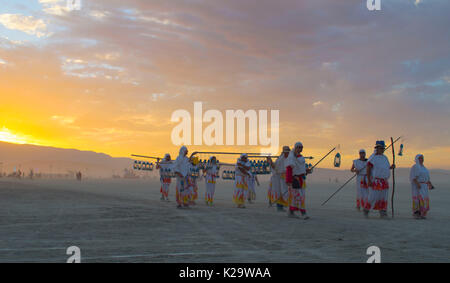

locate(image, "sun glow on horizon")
[[0, 127, 38, 145]]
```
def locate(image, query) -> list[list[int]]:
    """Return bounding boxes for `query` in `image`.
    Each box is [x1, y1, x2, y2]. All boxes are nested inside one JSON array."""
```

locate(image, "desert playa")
[[1, 174, 449, 263]]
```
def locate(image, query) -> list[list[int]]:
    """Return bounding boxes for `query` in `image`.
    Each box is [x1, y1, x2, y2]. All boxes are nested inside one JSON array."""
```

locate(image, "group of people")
[[265, 143, 312, 219], [156, 146, 217, 208], [350, 140, 434, 219], [153, 140, 434, 220]]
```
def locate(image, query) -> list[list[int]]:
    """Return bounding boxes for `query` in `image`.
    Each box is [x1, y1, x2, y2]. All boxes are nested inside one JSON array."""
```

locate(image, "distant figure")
[[351, 149, 368, 211], [410, 154, 434, 219], [76, 171, 82, 181]]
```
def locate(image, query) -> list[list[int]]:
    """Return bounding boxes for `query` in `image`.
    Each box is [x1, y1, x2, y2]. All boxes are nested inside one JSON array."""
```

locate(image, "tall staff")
[[189, 151, 268, 159], [131, 154, 163, 160], [390, 137, 396, 218]]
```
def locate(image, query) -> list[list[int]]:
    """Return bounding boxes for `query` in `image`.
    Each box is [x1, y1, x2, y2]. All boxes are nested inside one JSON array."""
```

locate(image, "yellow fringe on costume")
[[277, 196, 289, 207], [235, 183, 248, 189], [233, 190, 246, 205], [233, 178, 248, 205]]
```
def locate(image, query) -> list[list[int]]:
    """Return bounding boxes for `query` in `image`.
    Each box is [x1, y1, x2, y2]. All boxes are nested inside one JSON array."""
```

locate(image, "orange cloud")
[[0, 0, 449, 170]]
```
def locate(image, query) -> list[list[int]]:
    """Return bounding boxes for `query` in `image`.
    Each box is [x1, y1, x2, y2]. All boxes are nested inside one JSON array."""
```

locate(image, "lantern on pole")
[[333, 153, 341, 168], [398, 144, 404, 156]]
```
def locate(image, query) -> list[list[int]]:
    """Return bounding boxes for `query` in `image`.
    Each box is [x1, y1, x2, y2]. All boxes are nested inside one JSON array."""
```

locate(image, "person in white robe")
[[285, 142, 312, 219], [350, 149, 368, 211], [410, 154, 434, 219], [187, 157, 201, 205], [172, 146, 191, 208], [364, 140, 395, 218], [204, 156, 219, 206], [156, 153, 172, 201], [268, 146, 290, 211], [233, 154, 251, 208]]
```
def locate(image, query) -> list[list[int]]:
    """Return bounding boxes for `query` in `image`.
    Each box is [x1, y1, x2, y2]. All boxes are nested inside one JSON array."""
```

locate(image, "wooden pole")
[[390, 137, 396, 218]]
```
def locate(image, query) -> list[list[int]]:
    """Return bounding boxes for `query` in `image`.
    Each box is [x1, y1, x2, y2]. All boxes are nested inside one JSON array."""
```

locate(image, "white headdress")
[[179, 146, 187, 157]]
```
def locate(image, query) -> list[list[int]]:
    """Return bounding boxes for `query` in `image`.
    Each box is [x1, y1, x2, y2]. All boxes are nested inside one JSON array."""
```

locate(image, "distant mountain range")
[[0, 141, 135, 178]]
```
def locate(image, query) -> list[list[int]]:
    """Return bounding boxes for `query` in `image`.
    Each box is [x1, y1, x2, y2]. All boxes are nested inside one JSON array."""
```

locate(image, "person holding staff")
[[285, 142, 313, 219], [351, 149, 368, 211], [364, 141, 395, 218]]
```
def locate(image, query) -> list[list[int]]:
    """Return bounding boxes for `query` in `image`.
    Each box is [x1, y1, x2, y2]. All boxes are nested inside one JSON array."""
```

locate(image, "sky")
[[0, 0, 449, 169]]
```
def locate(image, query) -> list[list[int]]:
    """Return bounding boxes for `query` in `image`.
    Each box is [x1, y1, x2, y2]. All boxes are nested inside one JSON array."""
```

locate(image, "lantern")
[[334, 153, 341, 168], [398, 144, 404, 156]]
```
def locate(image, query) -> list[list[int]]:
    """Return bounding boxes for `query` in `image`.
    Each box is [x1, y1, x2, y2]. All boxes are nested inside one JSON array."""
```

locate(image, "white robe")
[[409, 154, 430, 215], [159, 160, 172, 197], [368, 154, 390, 180], [353, 159, 368, 208], [285, 151, 306, 176], [233, 158, 251, 205], [205, 164, 218, 203], [173, 147, 190, 205], [269, 155, 289, 206], [365, 154, 390, 211]]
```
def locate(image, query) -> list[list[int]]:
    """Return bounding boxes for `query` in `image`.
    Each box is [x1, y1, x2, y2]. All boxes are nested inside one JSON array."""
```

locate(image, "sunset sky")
[[0, 0, 449, 169]]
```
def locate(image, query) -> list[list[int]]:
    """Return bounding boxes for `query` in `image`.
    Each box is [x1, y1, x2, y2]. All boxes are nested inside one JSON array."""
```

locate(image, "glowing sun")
[[0, 128, 31, 145]]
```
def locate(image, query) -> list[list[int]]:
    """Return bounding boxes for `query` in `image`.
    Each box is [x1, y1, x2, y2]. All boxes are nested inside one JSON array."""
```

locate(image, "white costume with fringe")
[[410, 154, 430, 216], [233, 155, 251, 205], [173, 146, 191, 206]]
